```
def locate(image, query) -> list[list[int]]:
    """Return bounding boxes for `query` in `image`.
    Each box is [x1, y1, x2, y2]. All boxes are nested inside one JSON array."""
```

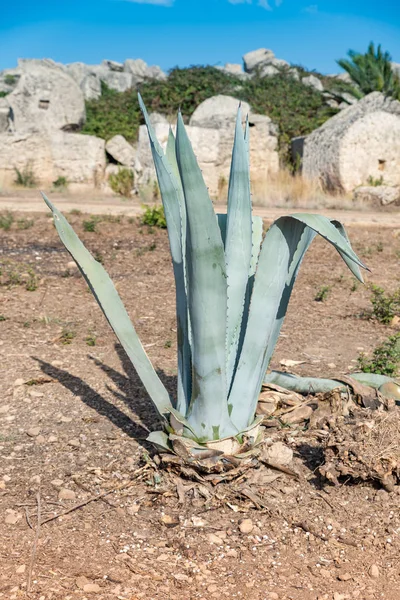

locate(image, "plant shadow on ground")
[[34, 342, 177, 451]]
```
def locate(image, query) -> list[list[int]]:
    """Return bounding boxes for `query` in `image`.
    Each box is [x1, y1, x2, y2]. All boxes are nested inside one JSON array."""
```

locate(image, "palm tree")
[[337, 42, 400, 100]]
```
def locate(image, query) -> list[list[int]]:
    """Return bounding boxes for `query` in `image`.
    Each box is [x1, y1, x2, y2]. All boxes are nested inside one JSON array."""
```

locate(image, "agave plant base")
[[150, 420, 265, 479]]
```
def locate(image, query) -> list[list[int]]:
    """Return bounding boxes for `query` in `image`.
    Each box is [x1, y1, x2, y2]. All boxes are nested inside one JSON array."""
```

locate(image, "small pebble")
[[16, 565, 26, 574], [207, 533, 223, 545], [26, 427, 41, 437], [370, 564, 380, 579], [83, 583, 100, 593], [58, 488, 76, 501], [239, 518, 253, 534]]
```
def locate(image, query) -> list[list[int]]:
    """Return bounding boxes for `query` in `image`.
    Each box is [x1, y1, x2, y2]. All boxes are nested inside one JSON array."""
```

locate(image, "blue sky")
[[1, 0, 399, 74]]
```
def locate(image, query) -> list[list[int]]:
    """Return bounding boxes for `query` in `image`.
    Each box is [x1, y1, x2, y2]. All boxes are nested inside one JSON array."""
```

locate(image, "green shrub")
[[17, 218, 34, 230], [4, 74, 17, 86], [141, 205, 167, 228], [82, 66, 337, 166], [370, 285, 400, 324], [358, 333, 400, 376], [0, 212, 14, 231], [108, 167, 134, 197], [367, 175, 384, 186], [14, 164, 37, 188], [83, 217, 100, 233], [314, 285, 330, 302], [53, 176, 69, 189]]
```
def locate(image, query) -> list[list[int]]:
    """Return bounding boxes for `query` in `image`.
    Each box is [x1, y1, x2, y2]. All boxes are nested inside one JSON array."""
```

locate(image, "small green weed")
[[109, 168, 134, 197], [0, 212, 14, 230], [358, 333, 400, 376], [4, 74, 17, 85], [14, 164, 37, 188], [164, 340, 172, 349], [53, 176, 69, 190], [0, 315, 7, 321], [315, 285, 330, 302], [83, 217, 100, 233], [17, 217, 34, 230], [69, 209, 82, 216], [350, 280, 359, 293], [60, 328, 76, 345], [370, 285, 400, 324], [141, 205, 166, 229], [367, 175, 384, 187], [85, 334, 97, 347], [149, 242, 157, 251]]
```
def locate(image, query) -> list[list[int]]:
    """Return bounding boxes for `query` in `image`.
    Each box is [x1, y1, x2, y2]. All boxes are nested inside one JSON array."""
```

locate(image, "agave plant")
[[43, 95, 367, 465]]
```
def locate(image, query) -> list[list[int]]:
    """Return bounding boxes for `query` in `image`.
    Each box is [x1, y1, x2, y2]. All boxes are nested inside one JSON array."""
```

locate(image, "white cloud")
[[228, 0, 283, 10], [122, 0, 174, 5]]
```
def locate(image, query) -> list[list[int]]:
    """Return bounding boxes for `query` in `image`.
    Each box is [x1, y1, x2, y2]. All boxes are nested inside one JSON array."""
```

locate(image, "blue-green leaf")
[[43, 193, 173, 418], [139, 96, 191, 416], [225, 107, 253, 389], [228, 213, 367, 430], [175, 112, 236, 440]]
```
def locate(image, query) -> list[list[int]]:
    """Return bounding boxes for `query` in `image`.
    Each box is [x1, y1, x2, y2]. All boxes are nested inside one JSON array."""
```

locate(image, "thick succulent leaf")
[[330, 219, 364, 282], [244, 114, 250, 160], [139, 96, 191, 415], [42, 194, 173, 417], [216, 213, 227, 247], [264, 370, 397, 393], [175, 113, 236, 440], [225, 107, 253, 389], [228, 214, 367, 431], [147, 430, 171, 452]]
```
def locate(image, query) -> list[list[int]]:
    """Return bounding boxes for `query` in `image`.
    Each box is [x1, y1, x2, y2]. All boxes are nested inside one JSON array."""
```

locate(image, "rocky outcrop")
[[138, 95, 279, 198], [106, 135, 137, 167], [66, 57, 166, 100], [0, 131, 105, 188], [243, 48, 290, 77], [302, 75, 324, 92], [353, 185, 400, 206], [7, 61, 85, 133], [302, 92, 400, 192], [0, 98, 12, 133], [189, 95, 251, 128]]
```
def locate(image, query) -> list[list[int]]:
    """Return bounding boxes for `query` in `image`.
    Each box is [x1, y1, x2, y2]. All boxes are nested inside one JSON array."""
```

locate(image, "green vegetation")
[[83, 216, 100, 233], [0, 315, 7, 322], [337, 42, 400, 100], [370, 284, 400, 324], [367, 175, 384, 187], [82, 66, 340, 165], [17, 217, 34, 230], [4, 74, 17, 86], [60, 328, 76, 345], [0, 261, 38, 291], [315, 285, 331, 302], [0, 91, 9, 98], [108, 167, 134, 197], [53, 176, 69, 190], [140, 205, 167, 228], [0, 212, 14, 231], [14, 164, 37, 188], [85, 334, 97, 347], [358, 333, 400, 376]]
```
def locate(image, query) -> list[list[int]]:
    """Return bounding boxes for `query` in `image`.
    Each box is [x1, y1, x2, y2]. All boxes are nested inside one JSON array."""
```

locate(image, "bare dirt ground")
[[1, 199, 400, 600]]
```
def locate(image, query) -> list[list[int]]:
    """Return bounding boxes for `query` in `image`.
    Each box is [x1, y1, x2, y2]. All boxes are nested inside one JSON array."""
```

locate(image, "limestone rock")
[[8, 62, 85, 133], [0, 131, 105, 188], [106, 135, 136, 167], [0, 98, 11, 133], [302, 92, 400, 192], [189, 95, 251, 129], [98, 69, 132, 93], [302, 74, 323, 92], [0, 69, 20, 95], [123, 58, 166, 85], [353, 185, 400, 206], [138, 98, 278, 198], [243, 48, 289, 76], [243, 48, 275, 73], [102, 59, 124, 72], [81, 73, 102, 101]]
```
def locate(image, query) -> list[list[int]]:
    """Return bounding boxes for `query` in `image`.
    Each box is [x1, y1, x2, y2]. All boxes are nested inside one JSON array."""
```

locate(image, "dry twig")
[[27, 492, 41, 592]]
